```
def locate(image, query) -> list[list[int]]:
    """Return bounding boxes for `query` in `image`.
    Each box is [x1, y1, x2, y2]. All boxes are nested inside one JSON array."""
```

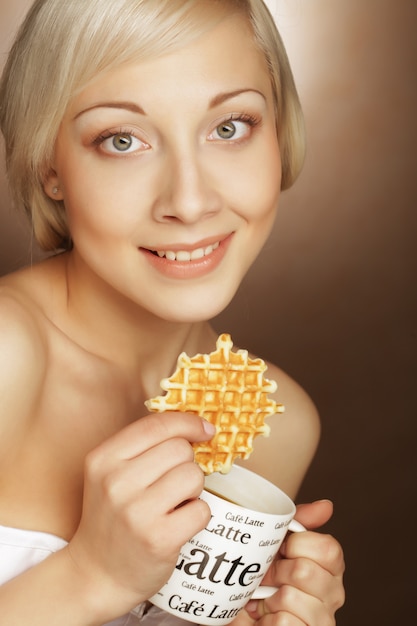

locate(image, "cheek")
[[221, 138, 282, 220], [61, 168, 142, 238], [253, 138, 282, 212]]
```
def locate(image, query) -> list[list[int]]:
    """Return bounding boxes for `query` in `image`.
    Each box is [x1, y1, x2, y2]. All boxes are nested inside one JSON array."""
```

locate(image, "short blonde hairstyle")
[[0, 0, 305, 251]]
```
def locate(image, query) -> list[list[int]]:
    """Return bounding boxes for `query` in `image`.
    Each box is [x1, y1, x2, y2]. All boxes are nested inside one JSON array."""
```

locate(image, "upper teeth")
[[155, 241, 220, 261]]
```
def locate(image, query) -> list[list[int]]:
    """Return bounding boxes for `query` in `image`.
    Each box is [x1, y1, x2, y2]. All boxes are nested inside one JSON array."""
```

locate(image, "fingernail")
[[202, 420, 216, 437]]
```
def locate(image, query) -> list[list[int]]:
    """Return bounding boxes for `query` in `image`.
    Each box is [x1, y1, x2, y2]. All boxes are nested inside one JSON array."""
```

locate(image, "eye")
[[111, 133, 135, 151], [94, 131, 149, 155], [216, 121, 240, 139], [209, 115, 260, 143]]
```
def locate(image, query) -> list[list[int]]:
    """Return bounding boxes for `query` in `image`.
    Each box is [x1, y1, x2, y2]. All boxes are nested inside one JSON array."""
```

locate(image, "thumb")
[[294, 499, 334, 530]]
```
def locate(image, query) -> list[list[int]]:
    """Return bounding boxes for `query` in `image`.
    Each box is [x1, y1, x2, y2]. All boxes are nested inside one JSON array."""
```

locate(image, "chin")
[[153, 288, 237, 324]]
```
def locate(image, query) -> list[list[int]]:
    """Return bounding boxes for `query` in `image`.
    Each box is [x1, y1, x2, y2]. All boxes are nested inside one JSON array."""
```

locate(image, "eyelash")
[[222, 113, 260, 127], [92, 127, 143, 148], [211, 113, 261, 141], [91, 112, 261, 154]]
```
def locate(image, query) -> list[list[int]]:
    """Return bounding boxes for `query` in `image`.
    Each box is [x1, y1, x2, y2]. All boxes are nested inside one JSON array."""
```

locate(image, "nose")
[[152, 146, 222, 224]]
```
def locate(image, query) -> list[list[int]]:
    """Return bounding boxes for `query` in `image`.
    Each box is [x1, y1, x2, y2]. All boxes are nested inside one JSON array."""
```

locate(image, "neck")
[[56, 252, 218, 395]]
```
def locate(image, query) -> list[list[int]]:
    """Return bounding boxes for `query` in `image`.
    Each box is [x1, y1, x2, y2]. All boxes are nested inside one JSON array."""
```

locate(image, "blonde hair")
[[0, 0, 305, 251]]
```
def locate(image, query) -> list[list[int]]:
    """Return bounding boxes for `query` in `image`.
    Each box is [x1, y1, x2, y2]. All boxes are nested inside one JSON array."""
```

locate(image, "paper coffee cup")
[[150, 465, 304, 625]]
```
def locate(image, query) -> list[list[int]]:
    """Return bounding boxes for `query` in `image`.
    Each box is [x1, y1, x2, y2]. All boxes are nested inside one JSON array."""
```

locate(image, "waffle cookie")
[[145, 333, 284, 474]]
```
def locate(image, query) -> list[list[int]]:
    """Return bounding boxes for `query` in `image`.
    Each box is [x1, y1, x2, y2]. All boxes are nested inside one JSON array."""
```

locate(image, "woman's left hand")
[[234, 499, 345, 626]]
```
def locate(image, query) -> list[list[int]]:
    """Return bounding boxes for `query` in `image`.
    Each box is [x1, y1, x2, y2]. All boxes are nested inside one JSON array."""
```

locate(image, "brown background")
[[1, 1, 416, 624]]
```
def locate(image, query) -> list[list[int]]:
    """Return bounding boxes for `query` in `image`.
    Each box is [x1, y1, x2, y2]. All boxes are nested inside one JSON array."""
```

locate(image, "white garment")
[[0, 524, 189, 626]]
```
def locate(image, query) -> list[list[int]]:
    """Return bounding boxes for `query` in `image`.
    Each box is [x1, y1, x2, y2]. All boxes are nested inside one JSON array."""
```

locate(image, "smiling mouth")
[[150, 241, 220, 262]]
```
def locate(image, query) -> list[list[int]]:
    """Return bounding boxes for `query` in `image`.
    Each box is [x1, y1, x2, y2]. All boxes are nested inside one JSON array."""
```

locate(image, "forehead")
[[68, 14, 273, 115]]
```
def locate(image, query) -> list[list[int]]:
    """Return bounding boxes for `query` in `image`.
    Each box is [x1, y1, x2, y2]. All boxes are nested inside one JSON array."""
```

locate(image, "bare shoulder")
[[240, 358, 321, 499], [0, 280, 47, 456], [267, 359, 320, 443]]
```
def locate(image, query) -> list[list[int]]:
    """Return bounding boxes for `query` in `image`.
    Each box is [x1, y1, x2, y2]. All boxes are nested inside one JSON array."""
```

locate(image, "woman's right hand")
[[66, 412, 215, 617]]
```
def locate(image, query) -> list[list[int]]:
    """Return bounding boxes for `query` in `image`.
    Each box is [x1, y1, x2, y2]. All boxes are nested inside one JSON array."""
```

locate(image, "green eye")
[[112, 133, 133, 151], [216, 121, 236, 139]]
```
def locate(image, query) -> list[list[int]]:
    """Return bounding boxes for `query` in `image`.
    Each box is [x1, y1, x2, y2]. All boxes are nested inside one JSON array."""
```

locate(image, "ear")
[[43, 169, 64, 201]]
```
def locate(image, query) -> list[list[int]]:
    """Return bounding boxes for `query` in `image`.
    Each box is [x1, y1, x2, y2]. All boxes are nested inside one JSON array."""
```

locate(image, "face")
[[47, 14, 282, 323]]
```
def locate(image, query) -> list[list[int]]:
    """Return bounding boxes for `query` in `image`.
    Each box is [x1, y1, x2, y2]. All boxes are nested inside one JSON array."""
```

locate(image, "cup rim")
[[203, 464, 296, 517]]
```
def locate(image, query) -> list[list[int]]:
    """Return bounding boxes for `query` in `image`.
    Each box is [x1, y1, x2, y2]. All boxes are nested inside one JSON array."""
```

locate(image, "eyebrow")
[[74, 101, 145, 120], [208, 88, 266, 108], [74, 88, 265, 120]]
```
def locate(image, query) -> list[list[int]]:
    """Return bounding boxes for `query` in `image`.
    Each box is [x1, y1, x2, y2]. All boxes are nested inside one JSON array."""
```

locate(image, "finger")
[[149, 458, 206, 515], [260, 552, 331, 595], [92, 437, 200, 515], [167, 497, 212, 548], [245, 602, 306, 626], [247, 585, 327, 626], [269, 556, 344, 613], [281, 532, 345, 578], [137, 466, 211, 553], [90, 412, 215, 465], [109, 436, 197, 494], [294, 500, 334, 529], [138, 495, 211, 557], [259, 612, 306, 626]]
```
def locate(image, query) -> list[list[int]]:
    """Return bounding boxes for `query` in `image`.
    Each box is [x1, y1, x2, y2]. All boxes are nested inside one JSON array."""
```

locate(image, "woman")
[[0, 1, 344, 624]]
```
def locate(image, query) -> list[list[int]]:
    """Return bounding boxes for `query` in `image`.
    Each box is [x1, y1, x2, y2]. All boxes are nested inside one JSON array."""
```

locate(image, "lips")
[[142, 234, 233, 279]]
